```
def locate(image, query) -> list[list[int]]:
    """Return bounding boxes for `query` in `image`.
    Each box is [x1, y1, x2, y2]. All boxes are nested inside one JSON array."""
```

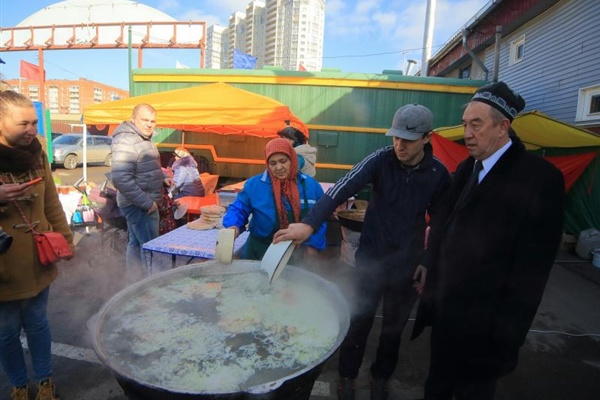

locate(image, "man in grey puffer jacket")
[[111, 103, 171, 283]]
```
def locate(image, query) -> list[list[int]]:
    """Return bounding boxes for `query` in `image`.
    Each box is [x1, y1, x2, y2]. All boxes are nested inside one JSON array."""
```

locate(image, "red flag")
[[20, 60, 42, 81], [298, 63, 307, 72]]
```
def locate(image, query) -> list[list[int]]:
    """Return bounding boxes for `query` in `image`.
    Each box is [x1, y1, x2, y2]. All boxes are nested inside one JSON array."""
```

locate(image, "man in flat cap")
[[275, 104, 450, 400], [412, 82, 565, 399]]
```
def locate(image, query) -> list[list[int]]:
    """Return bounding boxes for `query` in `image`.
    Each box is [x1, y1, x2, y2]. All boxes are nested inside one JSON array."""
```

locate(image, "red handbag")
[[13, 201, 73, 266], [34, 231, 73, 266]]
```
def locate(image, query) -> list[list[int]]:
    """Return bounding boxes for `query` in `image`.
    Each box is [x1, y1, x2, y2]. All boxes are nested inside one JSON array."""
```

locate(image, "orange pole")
[[137, 47, 143, 68], [38, 48, 45, 107]]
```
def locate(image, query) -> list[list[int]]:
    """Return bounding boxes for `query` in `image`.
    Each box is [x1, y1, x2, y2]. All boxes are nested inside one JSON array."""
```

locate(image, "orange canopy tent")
[[82, 82, 307, 138]]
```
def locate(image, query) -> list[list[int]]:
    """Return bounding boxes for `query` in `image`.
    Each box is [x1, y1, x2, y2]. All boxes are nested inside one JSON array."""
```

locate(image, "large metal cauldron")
[[92, 260, 350, 400]]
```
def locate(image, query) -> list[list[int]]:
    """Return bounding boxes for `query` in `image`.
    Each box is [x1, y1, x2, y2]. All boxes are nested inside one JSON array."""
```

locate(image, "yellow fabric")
[[435, 111, 600, 150], [83, 82, 307, 138]]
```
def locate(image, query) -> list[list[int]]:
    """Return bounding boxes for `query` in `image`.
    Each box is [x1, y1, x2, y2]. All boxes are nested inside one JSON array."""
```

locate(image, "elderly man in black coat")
[[412, 81, 565, 400]]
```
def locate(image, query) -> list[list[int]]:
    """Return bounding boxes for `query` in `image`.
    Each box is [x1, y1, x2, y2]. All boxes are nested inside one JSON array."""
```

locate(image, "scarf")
[[0, 137, 43, 173], [265, 138, 301, 229]]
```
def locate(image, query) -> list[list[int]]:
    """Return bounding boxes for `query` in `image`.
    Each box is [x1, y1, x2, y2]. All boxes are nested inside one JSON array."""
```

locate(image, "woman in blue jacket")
[[223, 138, 326, 260]]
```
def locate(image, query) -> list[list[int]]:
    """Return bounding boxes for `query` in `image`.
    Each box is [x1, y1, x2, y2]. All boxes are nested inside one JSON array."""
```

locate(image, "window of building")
[[459, 65, 471, 79], [576, 84, 600, 123], [93, 87, 103, 101], [509, 35, 525, 65], [592, 95, 600, 114]]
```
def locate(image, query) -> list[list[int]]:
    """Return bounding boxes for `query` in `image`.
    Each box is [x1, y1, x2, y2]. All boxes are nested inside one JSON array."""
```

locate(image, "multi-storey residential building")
[[272, 0, 325, 71], [215, 0, 325, 71], [228, 12, 248, 68], [206, 25, 229, 69], [245, 1, 266, 69], [264, 0, 283, 69], [4, 78, 128, 133]]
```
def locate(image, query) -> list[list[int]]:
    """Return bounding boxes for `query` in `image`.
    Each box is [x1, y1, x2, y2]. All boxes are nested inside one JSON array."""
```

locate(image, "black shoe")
[[370, 377, 388, 400], [337, 377, 356, 400]]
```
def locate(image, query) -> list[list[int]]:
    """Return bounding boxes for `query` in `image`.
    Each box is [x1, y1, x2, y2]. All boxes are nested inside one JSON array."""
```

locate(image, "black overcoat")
[[413, 135, 565, 380]]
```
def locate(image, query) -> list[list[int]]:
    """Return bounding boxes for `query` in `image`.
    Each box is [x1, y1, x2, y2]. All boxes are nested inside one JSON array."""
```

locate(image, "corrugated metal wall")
[[132, 70, 484, 181]]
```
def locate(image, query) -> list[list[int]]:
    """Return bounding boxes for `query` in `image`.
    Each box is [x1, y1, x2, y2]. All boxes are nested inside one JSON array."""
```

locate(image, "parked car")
[[52, 134, 112, 169]]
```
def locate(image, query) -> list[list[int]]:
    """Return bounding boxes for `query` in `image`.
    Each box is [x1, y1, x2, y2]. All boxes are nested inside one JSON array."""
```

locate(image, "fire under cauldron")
[[92, 260, 350, 400]]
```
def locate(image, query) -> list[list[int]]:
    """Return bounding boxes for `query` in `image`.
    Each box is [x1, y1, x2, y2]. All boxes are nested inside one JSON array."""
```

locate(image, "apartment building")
[[5, 77, 128, 132], [206, 0, 325, 71], [269, 0, 325, 71], [245, 1, 267, 69], [206, 25, 230, 69], [228, 12, 248, 68]]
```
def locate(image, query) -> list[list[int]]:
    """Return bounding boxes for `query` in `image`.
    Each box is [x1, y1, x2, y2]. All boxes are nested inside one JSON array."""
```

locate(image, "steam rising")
[[95, 269, 341, 393]]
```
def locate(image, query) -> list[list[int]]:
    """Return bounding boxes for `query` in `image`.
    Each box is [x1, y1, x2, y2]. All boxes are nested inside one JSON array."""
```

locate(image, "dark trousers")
[[425, 325, 498, 400], [424, 374, 497, 400], [338, 260, 417, 380]]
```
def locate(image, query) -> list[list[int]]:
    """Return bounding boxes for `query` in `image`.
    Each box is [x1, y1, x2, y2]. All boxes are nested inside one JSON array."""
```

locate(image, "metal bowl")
[[92, 260, 350, 400], [337, 210, 365, 232]]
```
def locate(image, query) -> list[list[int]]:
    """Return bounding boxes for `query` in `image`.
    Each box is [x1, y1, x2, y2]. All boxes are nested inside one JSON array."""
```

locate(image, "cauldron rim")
[[91, 260, 350, 396]]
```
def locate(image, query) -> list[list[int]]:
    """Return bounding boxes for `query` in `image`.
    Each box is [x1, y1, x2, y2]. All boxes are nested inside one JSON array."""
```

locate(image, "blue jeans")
[[120, 205, 159, 284], [0, 288, 52, 386]]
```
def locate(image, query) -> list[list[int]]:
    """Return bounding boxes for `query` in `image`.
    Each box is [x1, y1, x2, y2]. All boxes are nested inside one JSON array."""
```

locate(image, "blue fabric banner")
[[233, 49, 257, 69]]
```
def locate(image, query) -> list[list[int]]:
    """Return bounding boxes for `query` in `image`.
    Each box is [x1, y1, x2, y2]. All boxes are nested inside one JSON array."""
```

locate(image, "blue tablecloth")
[[142, 226, 249, 273]]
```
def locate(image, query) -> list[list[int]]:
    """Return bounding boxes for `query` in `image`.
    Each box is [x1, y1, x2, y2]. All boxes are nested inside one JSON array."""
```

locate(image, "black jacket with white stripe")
[[303, 143, 449, 272]]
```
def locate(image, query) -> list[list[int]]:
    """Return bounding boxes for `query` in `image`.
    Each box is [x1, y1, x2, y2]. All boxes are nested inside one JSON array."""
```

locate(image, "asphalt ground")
[[1, 165, 599, 399]]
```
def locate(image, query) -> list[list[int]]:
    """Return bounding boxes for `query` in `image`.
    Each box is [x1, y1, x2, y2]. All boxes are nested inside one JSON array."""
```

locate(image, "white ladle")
[[259, 240, 296, 284], [215, 229, 295, 284]]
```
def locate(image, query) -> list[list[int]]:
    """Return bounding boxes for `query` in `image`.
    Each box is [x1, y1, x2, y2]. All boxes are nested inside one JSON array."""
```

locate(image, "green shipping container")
[[130, 68, 486, 183]]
